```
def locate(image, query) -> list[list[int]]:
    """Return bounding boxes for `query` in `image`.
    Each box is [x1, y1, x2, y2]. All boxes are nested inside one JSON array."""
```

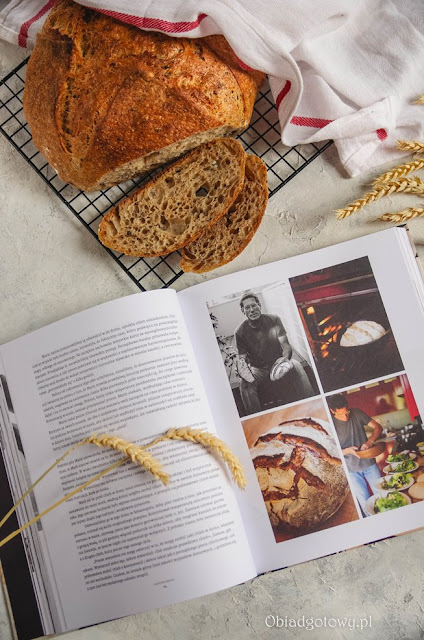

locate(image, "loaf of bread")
[[339, 320, 386, 347], [408, 482, 424, 500], [269, 357, 293, 382], [23, 0, 265, 192], [180, 155, 268, 273], [250, 418, 349, 530], [98, 138, 246, 256]]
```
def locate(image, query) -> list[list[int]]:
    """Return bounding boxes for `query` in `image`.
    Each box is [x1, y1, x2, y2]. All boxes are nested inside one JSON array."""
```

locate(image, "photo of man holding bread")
[[235, 292, 315, 415], [208, 282, 319, 418]]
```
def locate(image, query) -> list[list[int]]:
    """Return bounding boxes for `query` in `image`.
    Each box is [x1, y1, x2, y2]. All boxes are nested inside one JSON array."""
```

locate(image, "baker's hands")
[[343, 446, 360, 457], [360, 440, 374, 451]]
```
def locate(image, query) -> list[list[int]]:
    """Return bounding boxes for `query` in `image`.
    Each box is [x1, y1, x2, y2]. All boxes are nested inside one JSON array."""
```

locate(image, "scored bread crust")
[[251, 418, 349, 530], [180, 154, 268, 273], [98, 138, 246, 256], [23, 0, 265, 192]]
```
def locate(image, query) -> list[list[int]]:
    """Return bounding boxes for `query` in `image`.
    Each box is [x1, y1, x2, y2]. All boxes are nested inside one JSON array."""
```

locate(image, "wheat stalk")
[[397, 140, 424, 154], [372, 158, 424, 186], [379, 207, 424, 223], [150, 428, 247, 489], [86, 434, 169, 485], [0, 427, 246, 548], [336, 177, 424, 219]]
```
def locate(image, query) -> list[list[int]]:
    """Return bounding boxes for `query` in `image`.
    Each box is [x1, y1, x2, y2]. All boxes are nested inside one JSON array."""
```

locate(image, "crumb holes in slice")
[[195, 185, 209, 197], [169, 218, 187, 235], [105, 220, 117, 237], [183, 248, 197, 260], [159, 215, 170, 230]]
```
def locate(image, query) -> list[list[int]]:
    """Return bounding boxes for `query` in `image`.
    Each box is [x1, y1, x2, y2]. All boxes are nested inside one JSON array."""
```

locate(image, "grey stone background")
[[1, 40, 423, 640]]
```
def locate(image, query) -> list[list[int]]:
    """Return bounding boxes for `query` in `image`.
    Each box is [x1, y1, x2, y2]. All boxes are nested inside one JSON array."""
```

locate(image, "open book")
[[2, 227, 424, 639]]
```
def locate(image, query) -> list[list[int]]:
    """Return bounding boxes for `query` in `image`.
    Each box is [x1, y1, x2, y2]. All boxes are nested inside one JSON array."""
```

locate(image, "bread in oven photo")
[[339, 320, 386, 347]]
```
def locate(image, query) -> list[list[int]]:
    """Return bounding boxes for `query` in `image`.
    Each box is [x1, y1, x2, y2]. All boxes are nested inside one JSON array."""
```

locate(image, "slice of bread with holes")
[[180, 154, 268, 273], [98, 138, 246, 256]]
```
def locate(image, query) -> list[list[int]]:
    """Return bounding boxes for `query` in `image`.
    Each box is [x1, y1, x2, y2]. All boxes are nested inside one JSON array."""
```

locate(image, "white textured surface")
[[1, 41, 424, 640]]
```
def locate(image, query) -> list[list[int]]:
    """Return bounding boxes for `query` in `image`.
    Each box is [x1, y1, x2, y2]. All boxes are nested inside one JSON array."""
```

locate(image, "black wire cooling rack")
[[0, 58, 332, 291]]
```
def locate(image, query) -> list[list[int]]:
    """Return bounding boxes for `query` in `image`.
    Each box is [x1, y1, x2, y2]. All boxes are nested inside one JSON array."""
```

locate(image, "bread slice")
[[98, 138, 246, 256], [180, 155, 268, 273]]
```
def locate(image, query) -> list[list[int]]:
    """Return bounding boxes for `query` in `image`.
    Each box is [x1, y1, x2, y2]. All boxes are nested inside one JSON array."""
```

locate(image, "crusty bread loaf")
[[408, 482, 424, 500], [251, 418, 349, 530], [180, 155, 268, 273], [98, 138, 246, 256], [23, 0, 265, 192], [339, 321, 386, 347]]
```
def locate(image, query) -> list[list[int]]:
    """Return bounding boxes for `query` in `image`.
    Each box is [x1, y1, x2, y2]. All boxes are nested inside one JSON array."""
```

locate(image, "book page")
[[0, 290, 255, 635], [178, 227, 424, 575]]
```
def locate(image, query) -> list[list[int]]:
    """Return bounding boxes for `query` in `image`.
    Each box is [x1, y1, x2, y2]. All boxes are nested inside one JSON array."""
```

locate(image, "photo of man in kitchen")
[[326, 375, 424, 517], [327, 393, 383, 517], [207, 282, 319, 418], [289, 257, 404, 393]]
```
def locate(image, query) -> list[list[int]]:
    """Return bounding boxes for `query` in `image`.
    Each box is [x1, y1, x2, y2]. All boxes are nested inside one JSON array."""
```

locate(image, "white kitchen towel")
[[1, 0, 423, 177]]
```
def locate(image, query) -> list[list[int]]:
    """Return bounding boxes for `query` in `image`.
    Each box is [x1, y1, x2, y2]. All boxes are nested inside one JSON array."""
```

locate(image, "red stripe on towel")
[[86, 8, 208, 33], [234, 55, 254, 71], [290, 117, 388, 141], [275, 81, 292, 110], [18, 0, 56, 47], [291, 116, 333, 128]]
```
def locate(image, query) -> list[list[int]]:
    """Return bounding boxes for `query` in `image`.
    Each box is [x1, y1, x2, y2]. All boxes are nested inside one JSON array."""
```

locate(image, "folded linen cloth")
[[1, 0, 423, 177]]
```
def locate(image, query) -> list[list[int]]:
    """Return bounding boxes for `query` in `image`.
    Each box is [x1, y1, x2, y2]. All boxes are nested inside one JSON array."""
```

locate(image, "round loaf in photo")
[[339, 320, 386, 347], [251, 418, 350, 531], [408, 482, 424, 500]]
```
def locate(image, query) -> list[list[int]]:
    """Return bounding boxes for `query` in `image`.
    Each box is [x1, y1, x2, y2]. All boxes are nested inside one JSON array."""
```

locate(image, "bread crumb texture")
[[181, 154, 268, 272], [98, 138, 246, 256]]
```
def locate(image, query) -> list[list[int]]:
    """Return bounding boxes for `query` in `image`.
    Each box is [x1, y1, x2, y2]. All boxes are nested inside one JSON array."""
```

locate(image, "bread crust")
[[251, 418, 349, 530], [23, 0, 265, 192]]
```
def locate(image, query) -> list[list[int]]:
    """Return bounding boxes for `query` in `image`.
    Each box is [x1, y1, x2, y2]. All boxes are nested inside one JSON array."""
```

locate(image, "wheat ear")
[[372, 158, 424, 186], [379, 207, 424, 223], [397, 140, 424, 154], [87, 434, 169, 485], [336, 177, 424, 219], [151, 428, 247, 489]]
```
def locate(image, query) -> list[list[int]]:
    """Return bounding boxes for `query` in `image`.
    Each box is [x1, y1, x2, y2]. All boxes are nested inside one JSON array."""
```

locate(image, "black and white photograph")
[[207, 282, 319, 418], [289, 257, 404, 393]]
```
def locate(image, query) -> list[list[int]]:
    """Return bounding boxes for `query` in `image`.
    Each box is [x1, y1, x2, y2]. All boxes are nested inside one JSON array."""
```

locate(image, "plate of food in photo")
[[383, 459, 419, 474], [374, 473, 414, 493], [385, 451, 417, 467], [365, 491, 411, 516]]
